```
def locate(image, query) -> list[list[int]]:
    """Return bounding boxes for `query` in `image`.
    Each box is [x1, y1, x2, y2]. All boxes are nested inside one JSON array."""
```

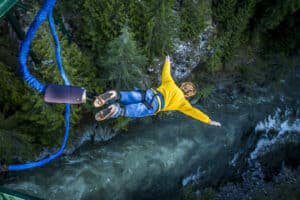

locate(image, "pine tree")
[[208, 0, 256, 71], [29, 16, 102, 144], [179, 0, 212, 42], [0, 4, 101, 148], [254, 0, 300, 53], [143, 0, 177, 58], [126, 1, 148, 48], [101, 25, 147, 90], [80, 0, 127, 53], [257, 0, 300, 32], [71, 0, 178, 60]]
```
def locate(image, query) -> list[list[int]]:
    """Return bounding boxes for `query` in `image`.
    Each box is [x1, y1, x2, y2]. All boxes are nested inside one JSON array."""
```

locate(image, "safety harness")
[[151, 88, 164, 114], [138, 88, 164, 114]]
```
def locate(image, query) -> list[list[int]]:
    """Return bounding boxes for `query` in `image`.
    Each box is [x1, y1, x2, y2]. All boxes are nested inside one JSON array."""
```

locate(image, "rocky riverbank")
[[177, 63, 300, 200]]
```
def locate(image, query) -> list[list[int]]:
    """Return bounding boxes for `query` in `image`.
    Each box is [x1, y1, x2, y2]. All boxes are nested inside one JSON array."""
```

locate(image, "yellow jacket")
[[156, 60, 211, 124]]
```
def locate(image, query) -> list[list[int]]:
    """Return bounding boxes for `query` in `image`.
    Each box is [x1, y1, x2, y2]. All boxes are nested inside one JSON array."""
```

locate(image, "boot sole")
[[93, 91, 117, 108], [95, 105, 117, 121]]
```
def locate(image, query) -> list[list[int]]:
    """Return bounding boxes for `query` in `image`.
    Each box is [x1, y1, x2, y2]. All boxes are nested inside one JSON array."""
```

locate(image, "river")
[[2, 64, 300, 200]]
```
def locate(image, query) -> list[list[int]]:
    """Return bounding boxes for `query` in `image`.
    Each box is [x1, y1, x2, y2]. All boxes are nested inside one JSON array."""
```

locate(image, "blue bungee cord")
[[7, 0, 71, 171]]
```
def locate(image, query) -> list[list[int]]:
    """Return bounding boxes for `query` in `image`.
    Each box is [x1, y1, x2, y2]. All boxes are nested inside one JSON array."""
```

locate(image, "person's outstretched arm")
[[161, 55, 174, 83], [179, 102, 221, 126]]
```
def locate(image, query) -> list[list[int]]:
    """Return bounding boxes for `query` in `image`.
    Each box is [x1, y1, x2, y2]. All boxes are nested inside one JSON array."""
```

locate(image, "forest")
[[0, 0, 299, 164]]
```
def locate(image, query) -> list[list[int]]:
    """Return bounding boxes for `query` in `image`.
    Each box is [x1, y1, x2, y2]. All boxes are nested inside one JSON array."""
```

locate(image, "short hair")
[[180, 82, 197, 97]]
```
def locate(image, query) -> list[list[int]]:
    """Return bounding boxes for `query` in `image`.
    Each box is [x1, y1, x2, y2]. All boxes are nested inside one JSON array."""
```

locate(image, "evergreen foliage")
[[79, 0, 128, 53], [208, 0, 256, 71], [101, 26, 147, 90], [0, 5, 101, 157], [179, 0, 211, 42], [125, 1, 149, 49], [28, 17, 101, 145], [143, 0, 177, 58], [0, 61, 46, 161], [257, 0, 300, 32], [79, 0, 177, 59], [0, 0, 300, 162], [208, 0, 300, 71], [255, 0, 300, 53]]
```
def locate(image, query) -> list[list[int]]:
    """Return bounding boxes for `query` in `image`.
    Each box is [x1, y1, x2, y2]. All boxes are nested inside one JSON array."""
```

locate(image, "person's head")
[[180, 82, 196, 98]]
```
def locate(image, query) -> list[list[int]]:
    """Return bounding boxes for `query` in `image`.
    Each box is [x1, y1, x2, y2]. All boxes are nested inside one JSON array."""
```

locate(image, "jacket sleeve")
[[179, 101, 211, 124], [161, 60, 173, 83]]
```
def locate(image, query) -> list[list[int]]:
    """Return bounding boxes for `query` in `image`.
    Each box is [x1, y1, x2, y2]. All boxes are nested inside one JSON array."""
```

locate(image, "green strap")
[[0, 0, 18, 18]]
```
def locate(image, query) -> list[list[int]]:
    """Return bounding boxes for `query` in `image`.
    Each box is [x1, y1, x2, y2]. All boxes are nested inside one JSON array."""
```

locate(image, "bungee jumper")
[[93, 56, 221, 127], [1, 0, 219, 173]]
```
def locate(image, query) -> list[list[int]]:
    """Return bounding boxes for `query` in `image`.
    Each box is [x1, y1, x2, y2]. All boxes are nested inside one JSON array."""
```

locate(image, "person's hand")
[[209, 120, 221, 127], [165, 55, 170, 62]]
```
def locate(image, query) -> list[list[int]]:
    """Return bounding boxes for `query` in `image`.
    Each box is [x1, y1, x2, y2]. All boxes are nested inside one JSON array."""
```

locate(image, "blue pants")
[[111, 89, 163, 118]]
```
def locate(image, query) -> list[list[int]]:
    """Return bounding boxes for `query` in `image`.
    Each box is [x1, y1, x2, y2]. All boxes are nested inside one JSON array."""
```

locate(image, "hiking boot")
[[95, 104, 117, 121], [93, 90, 118, 108]]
